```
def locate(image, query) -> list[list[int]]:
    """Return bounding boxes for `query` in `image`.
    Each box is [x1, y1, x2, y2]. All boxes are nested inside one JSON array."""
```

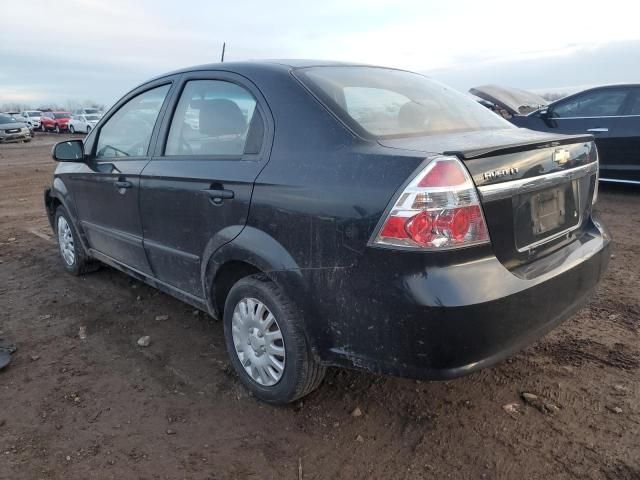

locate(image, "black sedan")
[[472, 84, 640, 184], [45, 61, 609, 404]]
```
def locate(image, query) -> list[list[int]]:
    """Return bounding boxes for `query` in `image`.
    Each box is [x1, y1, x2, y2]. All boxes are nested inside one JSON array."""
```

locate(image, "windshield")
[[54, 112, 71, 119], [84, 109, 99, 114], [26, 111, 41, 116], [0, 114, 19, 124], [85, 115, 100, 121], [295, 66, 512, 138]]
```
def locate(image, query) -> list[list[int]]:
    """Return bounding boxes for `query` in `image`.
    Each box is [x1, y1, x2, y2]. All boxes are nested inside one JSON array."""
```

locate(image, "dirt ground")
[[0, 135, 638, 480]]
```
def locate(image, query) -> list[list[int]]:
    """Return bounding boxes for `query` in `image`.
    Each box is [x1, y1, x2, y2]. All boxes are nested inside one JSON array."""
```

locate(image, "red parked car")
[[41, 112, 71, 133]]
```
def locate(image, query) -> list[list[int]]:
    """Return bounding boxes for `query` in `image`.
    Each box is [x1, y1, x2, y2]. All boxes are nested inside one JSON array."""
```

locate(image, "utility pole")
[[221, 42, 226, 63]]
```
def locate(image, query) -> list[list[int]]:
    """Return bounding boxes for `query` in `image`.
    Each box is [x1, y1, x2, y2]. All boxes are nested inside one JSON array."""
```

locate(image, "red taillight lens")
[[405, 211, 433, 245], [372, 156, 490, 250], [417, 160, 466, 187]]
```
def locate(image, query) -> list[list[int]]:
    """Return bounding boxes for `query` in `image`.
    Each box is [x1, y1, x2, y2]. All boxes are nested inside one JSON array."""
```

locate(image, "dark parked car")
[[472, 84, 640, 184], [45, 61, 609, 404]]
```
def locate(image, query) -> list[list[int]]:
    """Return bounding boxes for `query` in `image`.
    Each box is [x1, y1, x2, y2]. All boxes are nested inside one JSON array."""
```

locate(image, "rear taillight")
[[372, 156, 490, 250]]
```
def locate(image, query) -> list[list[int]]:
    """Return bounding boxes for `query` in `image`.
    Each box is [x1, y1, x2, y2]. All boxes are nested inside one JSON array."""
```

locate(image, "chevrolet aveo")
[[45, 61, 610, 404]]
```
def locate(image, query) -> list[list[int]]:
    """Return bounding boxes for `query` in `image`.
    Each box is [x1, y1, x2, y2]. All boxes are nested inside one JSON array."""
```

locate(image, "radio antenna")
[[221, 42, 226, 63]]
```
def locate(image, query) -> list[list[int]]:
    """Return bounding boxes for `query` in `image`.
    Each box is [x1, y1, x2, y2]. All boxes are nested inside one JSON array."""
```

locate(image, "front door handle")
[[587, 128, 609, 133], [114, 180, 132, 189], [203, 188, 234, 206]]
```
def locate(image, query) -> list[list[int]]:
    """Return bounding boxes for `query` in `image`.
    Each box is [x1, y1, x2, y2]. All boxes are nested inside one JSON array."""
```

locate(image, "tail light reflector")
[[371, 156, 490, 250]]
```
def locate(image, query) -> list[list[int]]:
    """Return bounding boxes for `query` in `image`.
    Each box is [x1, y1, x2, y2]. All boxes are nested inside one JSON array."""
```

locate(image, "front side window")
[[294, 66, 512, 138], [96, 84, 170, 158], [165, 80, 259, 156], [552, 89, 628, 118]]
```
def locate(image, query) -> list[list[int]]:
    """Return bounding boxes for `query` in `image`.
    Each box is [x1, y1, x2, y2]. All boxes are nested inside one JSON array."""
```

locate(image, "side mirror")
[[52, 139, 84, 162]]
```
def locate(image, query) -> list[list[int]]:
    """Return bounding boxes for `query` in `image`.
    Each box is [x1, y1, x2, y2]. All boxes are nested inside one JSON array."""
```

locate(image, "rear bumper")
[[305, 217, 610, 379]]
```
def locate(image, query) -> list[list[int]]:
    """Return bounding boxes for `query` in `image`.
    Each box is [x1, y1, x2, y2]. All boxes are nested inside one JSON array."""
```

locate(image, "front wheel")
[[86, 125, 91, 134], [69, 125, 75, 134], [54, 206, 99, 275], [223, 274, 326, 404], [54, 124, 60, 134]]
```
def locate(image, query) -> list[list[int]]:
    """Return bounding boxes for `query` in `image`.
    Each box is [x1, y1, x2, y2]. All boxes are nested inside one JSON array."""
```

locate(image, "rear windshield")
[[85, 115, 100, 121], [294, 66, 512, 138], [54, 112, 71, 119]]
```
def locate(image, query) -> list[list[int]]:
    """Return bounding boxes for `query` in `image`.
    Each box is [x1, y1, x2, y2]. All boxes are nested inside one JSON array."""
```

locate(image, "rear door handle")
[[203, 188, 234, 205], [587, 128, 609, 133], [114, 181, 132, 189]]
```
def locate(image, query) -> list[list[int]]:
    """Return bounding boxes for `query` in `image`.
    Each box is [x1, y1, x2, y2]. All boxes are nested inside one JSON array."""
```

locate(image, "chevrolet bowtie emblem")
[[553, 148, 571, 165]]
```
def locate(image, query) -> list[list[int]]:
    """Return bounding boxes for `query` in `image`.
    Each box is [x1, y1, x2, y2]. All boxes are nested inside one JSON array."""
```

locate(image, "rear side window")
[[96, 84, 170, 158], [552, 89, 628, 118], [165, 80, 260, 156], [294, 66, 511, 138]]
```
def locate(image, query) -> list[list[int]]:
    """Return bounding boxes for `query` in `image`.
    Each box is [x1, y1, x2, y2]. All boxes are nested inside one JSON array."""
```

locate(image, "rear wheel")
[[54, 124, 60, 134], [54, 206, 98, 275], [223, 274, 325, 404], [86, 125, 91, 134], [69, 125, 75, 134]]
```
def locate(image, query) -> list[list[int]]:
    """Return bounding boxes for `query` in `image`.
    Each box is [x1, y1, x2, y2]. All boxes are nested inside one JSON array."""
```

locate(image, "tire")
[[55, 124, 60, 134], [86, 125, 91, 134], [54, 206, 99, 275], [223, 274, 325, 404], [69, 125, 75, 134]]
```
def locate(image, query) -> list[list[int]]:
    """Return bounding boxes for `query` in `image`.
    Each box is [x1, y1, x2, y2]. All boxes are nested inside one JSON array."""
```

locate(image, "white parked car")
[[20, 110, 43, 129], [68, 114, 100, 134], [73, 108, 103, 118]]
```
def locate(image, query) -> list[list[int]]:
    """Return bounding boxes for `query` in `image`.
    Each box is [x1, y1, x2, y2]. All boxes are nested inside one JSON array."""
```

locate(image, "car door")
[[68, 79, 175, 274], [42, 112, 52, 130], [605, 87, 640, 183], [139, 72, 273, 297], [542, 87, 631, 173]]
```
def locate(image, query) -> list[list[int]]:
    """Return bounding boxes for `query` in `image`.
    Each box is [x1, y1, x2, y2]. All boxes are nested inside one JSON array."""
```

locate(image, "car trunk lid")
[[379, 129, 599, 270]]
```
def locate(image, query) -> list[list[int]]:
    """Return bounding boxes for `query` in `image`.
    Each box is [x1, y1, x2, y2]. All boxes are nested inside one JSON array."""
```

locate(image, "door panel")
[[140, 160, 258, 295], [140, 74, 273, 297], [72, 160, 151, 272], [606, 90, 640, 182], [69, 82, 174, 273]]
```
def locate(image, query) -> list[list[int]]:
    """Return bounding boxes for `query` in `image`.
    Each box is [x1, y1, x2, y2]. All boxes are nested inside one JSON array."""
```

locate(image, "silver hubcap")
[[57, 216, 75, 266], [231, 298, 285, 386]]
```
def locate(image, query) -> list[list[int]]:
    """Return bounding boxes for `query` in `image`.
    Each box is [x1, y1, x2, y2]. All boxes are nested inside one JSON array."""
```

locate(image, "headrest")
[[199, 99, 246, 136], [398, 101, 429, 129]]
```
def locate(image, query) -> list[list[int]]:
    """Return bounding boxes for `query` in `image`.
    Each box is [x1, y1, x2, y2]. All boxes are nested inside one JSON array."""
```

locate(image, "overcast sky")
[[2, 0, 640, 108]]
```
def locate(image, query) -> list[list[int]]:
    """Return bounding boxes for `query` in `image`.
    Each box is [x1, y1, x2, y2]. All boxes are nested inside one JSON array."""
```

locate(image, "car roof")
[[142, 59, 380, 85]]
